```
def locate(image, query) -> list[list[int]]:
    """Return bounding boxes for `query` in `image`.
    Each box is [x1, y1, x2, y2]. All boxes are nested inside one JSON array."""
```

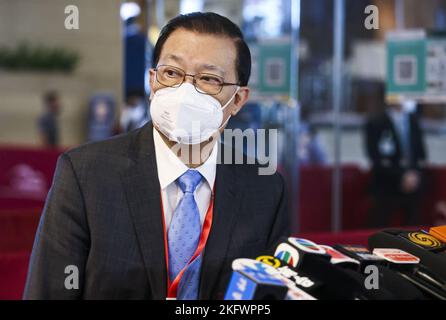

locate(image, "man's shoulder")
[[243, 163, 285, 189], [63, 125, 150, 167], [220, 144, 284, 189], [66, 131, 131, 157]]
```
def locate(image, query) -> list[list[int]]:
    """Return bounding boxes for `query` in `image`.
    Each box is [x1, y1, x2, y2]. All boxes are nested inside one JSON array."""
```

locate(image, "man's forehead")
[[162, 53, 226, 75], [158, 29, 237, 74]]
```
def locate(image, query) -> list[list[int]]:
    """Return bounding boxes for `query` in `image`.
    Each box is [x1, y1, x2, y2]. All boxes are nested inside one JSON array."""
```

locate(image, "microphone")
[[279, 237, 332, 271], [276, 238, 389, 299], [368, 229, 446, 281], [321, 245, 425, 300], [223, 258, 289, 300], [333, 244, 387, 272], [273, 243, 323, 291], [372, 247, 446, 300], [254, 255, 317, 300], [319, 245, 360, 270]]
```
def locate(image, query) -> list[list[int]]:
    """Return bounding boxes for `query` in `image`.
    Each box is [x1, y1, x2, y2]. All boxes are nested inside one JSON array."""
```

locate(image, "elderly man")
[[24, 12, 289, 300]]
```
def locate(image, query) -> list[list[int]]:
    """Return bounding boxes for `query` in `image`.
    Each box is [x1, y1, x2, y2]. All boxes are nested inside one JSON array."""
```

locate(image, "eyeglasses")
[[154, 65, 240, 95]]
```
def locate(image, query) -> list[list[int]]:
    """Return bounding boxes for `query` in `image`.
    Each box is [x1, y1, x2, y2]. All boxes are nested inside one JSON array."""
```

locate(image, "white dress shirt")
[[152, 128, 218, 231]]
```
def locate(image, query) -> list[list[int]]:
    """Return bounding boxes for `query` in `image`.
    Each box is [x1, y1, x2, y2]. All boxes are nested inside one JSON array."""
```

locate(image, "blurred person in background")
[[120, 90, 149, 133], [298, 123, 327, 166], [364, 99, 427, 228], [298, 105, 327, 166], [37, 90, 61, 147]]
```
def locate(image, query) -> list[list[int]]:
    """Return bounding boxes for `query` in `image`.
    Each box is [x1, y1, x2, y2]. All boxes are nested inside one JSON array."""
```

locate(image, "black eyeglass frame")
[[153, 64, 240, 95]]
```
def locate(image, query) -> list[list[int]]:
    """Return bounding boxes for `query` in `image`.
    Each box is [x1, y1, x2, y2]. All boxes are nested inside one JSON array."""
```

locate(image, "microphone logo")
[[288, 237, 326, 254], [255, 256, 282, 268], [407, 232, 443, 248], [372, 248, 420, 264], [274, 243, 300, 267]]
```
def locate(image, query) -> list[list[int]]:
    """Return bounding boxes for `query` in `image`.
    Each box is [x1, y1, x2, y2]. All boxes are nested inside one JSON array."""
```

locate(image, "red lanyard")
[[160, 189, 215, 299]]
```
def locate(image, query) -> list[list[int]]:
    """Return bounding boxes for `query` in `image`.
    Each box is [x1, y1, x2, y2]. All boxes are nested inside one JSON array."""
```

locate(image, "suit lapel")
[[199, 146, 243, 299], [121, 123, 168, 299]]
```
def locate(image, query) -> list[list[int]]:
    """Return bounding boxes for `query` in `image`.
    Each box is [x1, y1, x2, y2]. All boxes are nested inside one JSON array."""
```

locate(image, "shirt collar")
[[153, 128, 218, 190]]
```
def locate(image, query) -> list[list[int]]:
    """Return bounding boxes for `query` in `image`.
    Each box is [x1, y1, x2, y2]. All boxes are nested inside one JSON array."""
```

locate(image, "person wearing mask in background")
[[364, 99, 427, 228], [24, 12, 289, 300], [120, 91, 150, 133], [37, 91, 61, 147]]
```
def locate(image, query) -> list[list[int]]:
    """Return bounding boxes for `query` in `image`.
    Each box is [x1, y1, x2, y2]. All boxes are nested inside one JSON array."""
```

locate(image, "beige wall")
[[0, 0, 123, 147]]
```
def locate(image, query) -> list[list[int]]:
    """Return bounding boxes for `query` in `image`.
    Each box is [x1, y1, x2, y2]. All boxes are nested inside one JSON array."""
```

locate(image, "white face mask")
[[150, 82, 239, 145]]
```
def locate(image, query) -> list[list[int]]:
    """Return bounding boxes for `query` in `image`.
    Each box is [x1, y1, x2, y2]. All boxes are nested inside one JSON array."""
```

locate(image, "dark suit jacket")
[[23, 122, 289, 299], [364, 112, 426, 195]]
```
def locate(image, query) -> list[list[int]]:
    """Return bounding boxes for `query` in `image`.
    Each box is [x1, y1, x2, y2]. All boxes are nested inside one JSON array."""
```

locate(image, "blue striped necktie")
[[168, 169, 203, 299]]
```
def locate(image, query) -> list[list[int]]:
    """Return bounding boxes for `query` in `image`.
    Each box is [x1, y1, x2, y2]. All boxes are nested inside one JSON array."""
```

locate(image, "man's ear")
[[148, 69, 156, 100], [231, 87, 250, 116]]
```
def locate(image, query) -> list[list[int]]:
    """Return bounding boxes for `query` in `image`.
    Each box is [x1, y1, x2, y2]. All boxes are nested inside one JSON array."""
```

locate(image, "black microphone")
[[368, 229, 446, 281], [249, 241, 319, 299], [324, 245, 426, 300], [319, 245, 360, 270], [273, 242, 323, 291], [272, 240, 349, 299], [371, 248, 446, 299], [254, 255, 317, 300], [333, 244, 387, 272], [223, 258, 289, 300], [278, 238, 392, 299]]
